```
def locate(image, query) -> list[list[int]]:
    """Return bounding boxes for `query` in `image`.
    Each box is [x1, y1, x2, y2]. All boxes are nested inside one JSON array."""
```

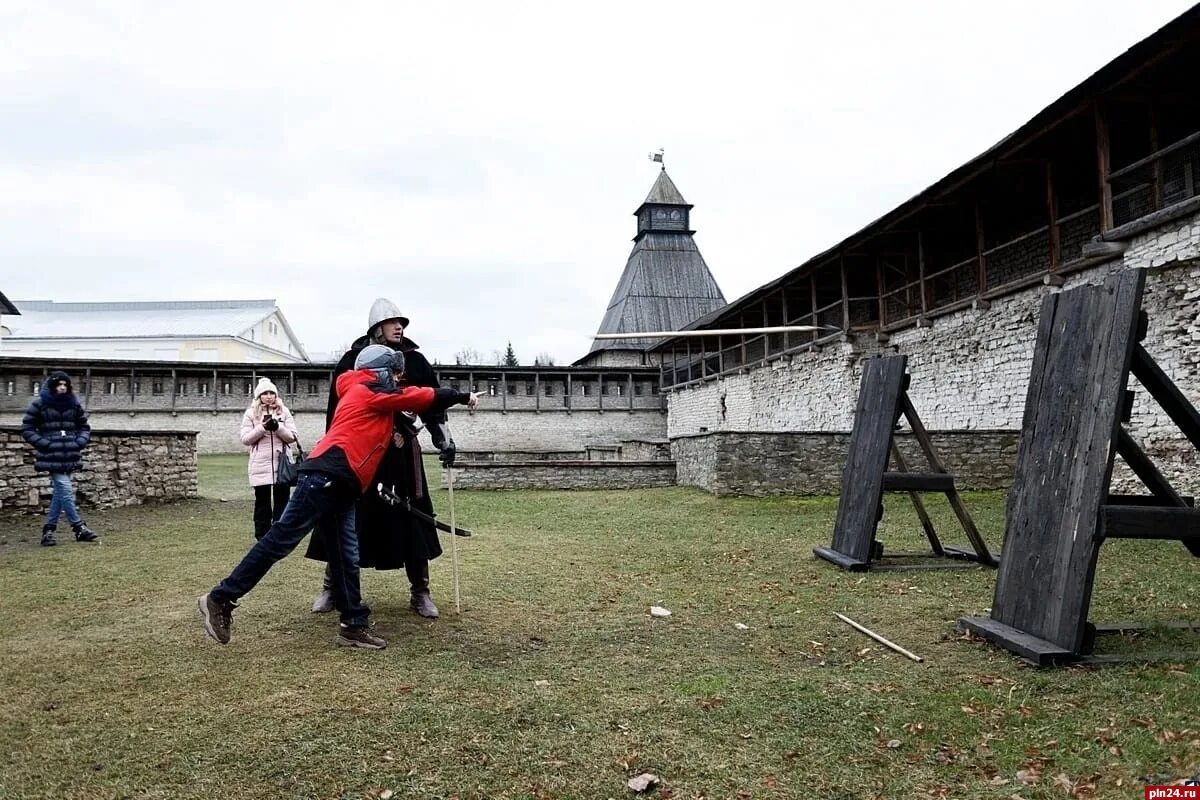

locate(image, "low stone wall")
[[672, 430, 1022, 497], [619, 439, 672, 461], [0, 426, 198, 511], [446, 460, 677, 490], [459, 450, 587, 463]]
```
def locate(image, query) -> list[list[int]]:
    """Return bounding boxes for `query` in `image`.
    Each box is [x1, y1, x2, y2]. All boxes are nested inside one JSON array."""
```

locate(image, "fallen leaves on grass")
[[1051, 772, 1098, 798]]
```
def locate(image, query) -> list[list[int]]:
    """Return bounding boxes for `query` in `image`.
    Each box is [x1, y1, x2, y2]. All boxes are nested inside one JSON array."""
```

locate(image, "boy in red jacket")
[[198, 345, 478, 650]]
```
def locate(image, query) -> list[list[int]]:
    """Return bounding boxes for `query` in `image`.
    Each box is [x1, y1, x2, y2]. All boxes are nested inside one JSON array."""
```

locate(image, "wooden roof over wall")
[[653, 3, 1200, 346]]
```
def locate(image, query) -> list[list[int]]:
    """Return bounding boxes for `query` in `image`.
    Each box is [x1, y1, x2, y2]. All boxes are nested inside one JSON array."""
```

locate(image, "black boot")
[[407, 561, 439, 619], [40, 525, 57, 547], [73, 523, 98, 542]]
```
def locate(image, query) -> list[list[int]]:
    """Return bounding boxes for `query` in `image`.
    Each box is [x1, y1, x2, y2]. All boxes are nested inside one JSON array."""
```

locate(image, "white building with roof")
[[0, 291, 19, 354], [0, 299, 309, 363]]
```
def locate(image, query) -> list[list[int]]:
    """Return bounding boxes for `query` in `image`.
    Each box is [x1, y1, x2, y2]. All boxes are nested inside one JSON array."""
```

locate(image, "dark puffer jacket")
[[21, 371, 91, 473]]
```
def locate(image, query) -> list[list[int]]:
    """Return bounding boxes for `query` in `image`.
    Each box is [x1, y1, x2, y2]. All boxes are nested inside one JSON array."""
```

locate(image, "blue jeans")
[[46, 473, 82, 528], [211, 471, 369, 627]]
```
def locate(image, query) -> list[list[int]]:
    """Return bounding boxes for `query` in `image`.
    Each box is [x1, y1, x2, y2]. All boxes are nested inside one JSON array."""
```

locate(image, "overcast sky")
[[2, 1, 1195, 365]]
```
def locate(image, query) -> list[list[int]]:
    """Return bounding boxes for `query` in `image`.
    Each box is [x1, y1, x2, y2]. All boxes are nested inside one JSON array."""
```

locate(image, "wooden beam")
[[881, 472, 956, 492], [1046, 161, 1060, 270], [974, 201, 987, 294], [1130, 344, 1200, 448], [899, 394, 994, 564], [1095, 103, 1114, 232], [1101, 506, 1200, 542], [875, 257, 887, 327], [840, 255, 850, 330], [1149, 100, 1162, 212], [916, 232, 928, 315], [889, 443, 943, 554]]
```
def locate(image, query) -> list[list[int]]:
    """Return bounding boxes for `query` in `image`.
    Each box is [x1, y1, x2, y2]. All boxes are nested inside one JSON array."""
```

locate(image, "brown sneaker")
[[335, 625, 386, 650], [197, 593, 236, 644]]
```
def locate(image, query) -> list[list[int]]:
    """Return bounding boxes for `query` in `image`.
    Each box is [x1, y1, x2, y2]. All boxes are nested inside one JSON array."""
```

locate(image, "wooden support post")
[[916, 233, 928, 316], [1131, 344, 1200, 448], [565, 372, 572, 410], [875, 256, 886, 328], [534, 372, 541, 411], [212, 368, 219, 410], [974, 201, 987, 295], [129, 367, 136, 403], [899, 393, 993, 563], [627, 373, 634, 411], [1095, 103, 1114, 232], [1149, 100, 1162, 212], [781, 289, 790, 350], [1046, 161, 1060, 270], [840, 255, 851, 331], [501, 372, 508, 412], [84, 367, 92, 401], [1115, 427, 1186, 506], [718, 336, 724, 374], [889, 441, 943, 554], [810, 274, 819, 342], [170, 368, 178, 411], [596, 373, 602, 411]]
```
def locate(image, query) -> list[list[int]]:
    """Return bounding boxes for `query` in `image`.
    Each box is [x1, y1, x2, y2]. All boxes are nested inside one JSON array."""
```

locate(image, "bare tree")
[[533, 352, 556, 367], [454, 347, 483, 365]]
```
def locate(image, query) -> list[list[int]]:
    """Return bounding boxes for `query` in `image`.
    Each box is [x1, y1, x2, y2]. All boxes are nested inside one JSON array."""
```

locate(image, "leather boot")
[[311, 563, 334, 613], [406, 560, 438, 619]]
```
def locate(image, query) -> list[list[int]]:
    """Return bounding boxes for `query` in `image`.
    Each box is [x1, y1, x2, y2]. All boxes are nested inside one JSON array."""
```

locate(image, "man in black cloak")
[[305, 298, 457, 618]]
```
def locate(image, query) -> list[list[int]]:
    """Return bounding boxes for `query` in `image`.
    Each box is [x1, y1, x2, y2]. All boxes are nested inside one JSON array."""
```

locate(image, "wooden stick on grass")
[[834, 612, 924, 663]]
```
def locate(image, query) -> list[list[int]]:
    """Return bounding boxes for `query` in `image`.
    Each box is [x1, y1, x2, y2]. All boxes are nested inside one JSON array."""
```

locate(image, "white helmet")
[[367, 298, 410, 336]]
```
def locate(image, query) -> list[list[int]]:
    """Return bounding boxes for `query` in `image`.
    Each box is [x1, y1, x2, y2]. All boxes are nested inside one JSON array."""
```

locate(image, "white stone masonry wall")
[[668, 209, 1200, 495]]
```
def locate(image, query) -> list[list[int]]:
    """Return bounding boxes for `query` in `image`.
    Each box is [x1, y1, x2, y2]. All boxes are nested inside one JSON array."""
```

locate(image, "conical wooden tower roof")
[[581, 169, 726, 363]]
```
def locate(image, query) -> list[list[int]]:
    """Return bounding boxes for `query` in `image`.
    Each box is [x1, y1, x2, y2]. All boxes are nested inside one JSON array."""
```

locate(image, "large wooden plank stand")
[[814, 355, 997, 572], [960, 270, 1200, 666]]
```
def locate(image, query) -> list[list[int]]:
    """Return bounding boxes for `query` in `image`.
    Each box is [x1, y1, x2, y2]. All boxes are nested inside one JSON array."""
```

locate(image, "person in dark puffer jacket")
[[20, 370, 98, 546]]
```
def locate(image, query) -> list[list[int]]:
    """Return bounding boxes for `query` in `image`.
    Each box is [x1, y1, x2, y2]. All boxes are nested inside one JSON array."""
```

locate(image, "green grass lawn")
[[0, 457, 1196, 799]]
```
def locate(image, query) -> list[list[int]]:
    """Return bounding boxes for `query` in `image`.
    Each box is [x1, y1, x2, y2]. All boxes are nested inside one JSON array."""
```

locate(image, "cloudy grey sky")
[[2, 1, 1194, 365]]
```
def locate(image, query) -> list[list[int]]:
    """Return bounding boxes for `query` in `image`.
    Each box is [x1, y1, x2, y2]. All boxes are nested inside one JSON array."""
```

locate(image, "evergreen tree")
[[503, 341, 519, 367]]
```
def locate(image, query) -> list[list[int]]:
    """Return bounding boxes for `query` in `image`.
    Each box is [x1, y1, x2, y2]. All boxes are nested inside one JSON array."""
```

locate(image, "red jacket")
[[306, 369, 437, 491]]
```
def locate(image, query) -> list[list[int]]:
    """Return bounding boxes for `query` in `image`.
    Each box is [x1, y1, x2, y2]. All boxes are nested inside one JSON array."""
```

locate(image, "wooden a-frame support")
[[814, 355, 997, 572], [960, 269, 1200, 666]]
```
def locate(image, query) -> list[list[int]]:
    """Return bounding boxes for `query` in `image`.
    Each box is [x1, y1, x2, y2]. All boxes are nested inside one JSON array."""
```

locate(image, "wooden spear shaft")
[[447, 463, 461, 614], [834, 612, 924, 663]]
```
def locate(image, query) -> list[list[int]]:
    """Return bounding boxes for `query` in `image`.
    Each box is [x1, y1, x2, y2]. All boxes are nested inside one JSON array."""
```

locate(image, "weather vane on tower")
[[648, 148, 665, 170]]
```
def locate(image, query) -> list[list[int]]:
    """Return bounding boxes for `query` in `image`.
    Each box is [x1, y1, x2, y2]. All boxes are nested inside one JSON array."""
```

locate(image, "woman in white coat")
[[240, 378, 299, 539]]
